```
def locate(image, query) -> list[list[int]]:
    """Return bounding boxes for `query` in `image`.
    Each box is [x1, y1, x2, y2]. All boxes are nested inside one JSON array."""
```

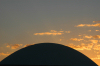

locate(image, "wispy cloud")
[[93, 21, 100, 23], [88, 30, 91, 32], [90, 40, 98, 43], [75, 23, 100, 27], [0, 52, 10, 56], [50, 30, 57, 32], [70, 38, 84, 41], [6, 44, 23, 49], [67, 42, 100, 51], [95, 30, 99, 31], [84, 35, 92, 39], [6, 45, 10, 48], [84, 35, 100, 39], [59, 38, 65, 41], [60, 39, 62, 41], [92, 35, 100, 39], [34, 32, 63, 35], [94, 51, 99, 54], [34, 30, 71, 35], [65, 31, 71, 33], [66, 43, 93, 50], [91, 55, 100, 60], [58, 31, 64, 32], [93, 44, 100, 50], [24, 44, 34, 47], [78, 35, 82, 36]]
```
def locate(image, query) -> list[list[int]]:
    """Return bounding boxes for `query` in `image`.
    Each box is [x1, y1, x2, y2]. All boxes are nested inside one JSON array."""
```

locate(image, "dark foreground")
[[0, 43, 98, 65]]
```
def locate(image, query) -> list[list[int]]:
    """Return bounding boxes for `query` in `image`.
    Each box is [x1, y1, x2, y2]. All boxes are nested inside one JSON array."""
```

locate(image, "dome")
[[0, 43, 97, 65]]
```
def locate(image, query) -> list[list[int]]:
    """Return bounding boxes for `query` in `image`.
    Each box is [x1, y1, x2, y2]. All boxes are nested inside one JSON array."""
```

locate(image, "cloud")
[[11, 44, 23, 49], [66, 43, 93, 50], [93, 44, 100, 50], [50, 30, 57, 32], [58, 31, 64, 32], [90, 40, 98, 43], [75, 24, 85, 27], [65, 31, 71, 33], [84, 35, 100, 39], [67, 43, 100, 51], [66, 43, 83, 50], [93, 21, 100, 23], [0, 52, 10, 56], [59, 38, 65, 41], [92, 35, 100, 39], [95, 30, 99, 31], [94, 51, 99, 54], [84, 35, 92, 39], [6, 45, 10, 48], [78, 35, 82, 36], [60, 39, 62, 41], [88, 30, 91, 32], [24, 44, 34, 47], [70, 38, 84, 41], [75, 23, 100, 27], [91, 55, 100, 60], [34, 32, 63, 35], [6, 44, 23, 49], [34, 30, 71, 36]]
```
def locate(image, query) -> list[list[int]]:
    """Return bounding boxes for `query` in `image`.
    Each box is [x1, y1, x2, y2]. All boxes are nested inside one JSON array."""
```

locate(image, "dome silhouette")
[[0, 43, 97, 65]]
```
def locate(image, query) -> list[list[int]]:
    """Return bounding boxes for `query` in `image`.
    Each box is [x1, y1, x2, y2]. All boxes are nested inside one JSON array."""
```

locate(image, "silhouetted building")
[[0, 43, 98, 65]]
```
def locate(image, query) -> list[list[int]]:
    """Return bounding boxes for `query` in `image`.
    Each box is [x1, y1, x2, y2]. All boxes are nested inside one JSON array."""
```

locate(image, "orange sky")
[[0, 0, 100, 65], [0, 22, 100, 65]]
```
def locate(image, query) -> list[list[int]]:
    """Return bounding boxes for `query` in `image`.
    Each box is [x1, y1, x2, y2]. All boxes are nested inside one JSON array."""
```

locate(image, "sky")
[[0, 0, 100, 65]]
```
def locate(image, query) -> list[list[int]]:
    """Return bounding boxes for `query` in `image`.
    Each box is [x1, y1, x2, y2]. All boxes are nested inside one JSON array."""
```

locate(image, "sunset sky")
[[0, 0, 100, 65]]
